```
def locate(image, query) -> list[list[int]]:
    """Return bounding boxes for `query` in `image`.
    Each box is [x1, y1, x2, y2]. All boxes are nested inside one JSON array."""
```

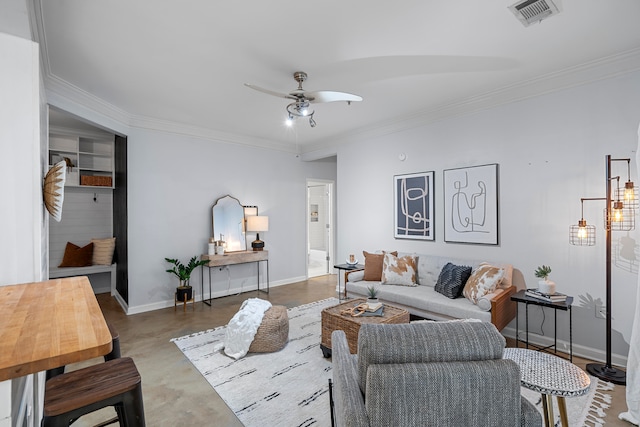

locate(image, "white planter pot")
[[538, 280, 556, 295]]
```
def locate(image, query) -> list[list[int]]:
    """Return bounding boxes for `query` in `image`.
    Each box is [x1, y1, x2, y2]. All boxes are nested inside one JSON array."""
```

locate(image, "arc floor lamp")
[[569, 155, 635, 385]]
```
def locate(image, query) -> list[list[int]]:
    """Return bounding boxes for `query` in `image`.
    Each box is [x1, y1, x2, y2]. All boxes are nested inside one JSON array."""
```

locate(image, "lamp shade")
[[247, 215, 269, 232]]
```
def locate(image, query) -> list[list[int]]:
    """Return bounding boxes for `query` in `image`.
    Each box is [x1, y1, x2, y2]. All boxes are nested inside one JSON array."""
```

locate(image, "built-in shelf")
[[49, 133, 114, 188]]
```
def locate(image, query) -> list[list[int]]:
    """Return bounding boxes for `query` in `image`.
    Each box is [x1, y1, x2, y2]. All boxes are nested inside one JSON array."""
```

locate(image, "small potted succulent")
[[534, 265, 556, 295], [165, 256, 209, 302], [366, 285, 379, 304]]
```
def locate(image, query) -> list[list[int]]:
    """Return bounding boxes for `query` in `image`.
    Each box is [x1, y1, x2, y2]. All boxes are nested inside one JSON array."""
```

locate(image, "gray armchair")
[[331, 321, 541, 427]]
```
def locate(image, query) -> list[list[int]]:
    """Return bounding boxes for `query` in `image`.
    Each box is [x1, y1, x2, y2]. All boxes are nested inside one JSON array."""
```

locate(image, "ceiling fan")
[[245, 71, 362, 127]]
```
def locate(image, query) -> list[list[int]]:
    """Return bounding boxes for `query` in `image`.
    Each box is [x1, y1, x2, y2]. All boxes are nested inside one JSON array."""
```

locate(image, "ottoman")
[[249, 305, 289, 353]]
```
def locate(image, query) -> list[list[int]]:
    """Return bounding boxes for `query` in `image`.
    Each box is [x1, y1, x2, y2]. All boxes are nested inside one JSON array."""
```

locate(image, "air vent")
[[509, 0, 560, 27]]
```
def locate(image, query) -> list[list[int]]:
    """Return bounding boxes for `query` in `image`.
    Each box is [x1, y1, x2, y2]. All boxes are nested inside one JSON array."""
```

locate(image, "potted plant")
[[534, 265, 556, 294], [366, 285, 379, 304], [165, 256, 209, 302]]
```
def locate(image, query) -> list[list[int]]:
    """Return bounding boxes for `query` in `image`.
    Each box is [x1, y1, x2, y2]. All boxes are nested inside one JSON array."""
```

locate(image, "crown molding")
[[128, 114, 297, 153]]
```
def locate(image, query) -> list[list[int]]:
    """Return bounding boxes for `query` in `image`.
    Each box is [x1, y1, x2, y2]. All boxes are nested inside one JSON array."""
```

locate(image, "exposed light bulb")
[[625, 181, 635, 201], [577, 226, 587, 240], [613, 201, 623, 222], [285, 117, 293, 127], [614, 209, 623, 222]]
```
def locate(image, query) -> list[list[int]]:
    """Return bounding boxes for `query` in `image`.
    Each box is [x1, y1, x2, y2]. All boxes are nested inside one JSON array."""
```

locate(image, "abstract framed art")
[[394, 171, 435, 240], [443, 163, 499, 245]]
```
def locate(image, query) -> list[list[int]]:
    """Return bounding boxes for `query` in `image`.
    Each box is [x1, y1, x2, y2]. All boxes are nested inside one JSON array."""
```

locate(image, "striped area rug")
[[172, 298, 337, 427], [172, 297, 613, 427]]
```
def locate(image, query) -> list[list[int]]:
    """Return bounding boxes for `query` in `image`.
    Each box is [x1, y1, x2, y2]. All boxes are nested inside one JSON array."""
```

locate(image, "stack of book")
[[366, 301, 383, 312], [525, 288, 567, 303]]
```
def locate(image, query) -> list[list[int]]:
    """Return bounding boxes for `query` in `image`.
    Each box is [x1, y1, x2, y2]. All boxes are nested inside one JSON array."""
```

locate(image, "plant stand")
[[174, 291, 195, 312]]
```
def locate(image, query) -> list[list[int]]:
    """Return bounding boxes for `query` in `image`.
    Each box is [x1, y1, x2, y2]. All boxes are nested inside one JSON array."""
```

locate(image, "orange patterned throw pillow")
[[362, 251, 398, 281], [381, 253, 417, 286], [463, 263, 506, 304]]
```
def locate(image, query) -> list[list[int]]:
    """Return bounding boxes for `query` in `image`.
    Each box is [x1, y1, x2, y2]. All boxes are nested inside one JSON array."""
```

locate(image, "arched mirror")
[[212, 195, 246, 252]]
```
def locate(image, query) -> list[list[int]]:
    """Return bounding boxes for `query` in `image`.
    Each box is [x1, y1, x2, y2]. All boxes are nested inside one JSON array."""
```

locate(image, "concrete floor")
[[69, 275, 630, 427]]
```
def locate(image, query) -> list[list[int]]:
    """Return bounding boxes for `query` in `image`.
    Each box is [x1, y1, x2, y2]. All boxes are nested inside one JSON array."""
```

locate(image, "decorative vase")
[[538, 280, 556, 295]]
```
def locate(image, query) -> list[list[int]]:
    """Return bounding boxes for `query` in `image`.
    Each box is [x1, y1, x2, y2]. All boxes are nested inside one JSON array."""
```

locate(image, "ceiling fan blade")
[[244, 83, 297, 100], [306, 90, 363, 103]]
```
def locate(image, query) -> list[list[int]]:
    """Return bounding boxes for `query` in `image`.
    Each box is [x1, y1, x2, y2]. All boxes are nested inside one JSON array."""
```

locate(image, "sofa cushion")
[[415, 255, 441, 286], [435, 262, 472, 299], [362, 250, 397, 281], [463, 263, 505, 304], [381, 253, 417, 286], [347, 280, 493, 322]]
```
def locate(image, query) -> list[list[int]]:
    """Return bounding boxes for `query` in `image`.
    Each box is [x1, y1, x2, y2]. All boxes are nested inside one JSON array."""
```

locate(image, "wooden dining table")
[[0, 276, 112, 381]]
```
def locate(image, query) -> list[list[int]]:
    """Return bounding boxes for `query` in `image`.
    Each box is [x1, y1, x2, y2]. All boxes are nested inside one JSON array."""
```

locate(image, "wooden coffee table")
[[320, 298, 410, 357]]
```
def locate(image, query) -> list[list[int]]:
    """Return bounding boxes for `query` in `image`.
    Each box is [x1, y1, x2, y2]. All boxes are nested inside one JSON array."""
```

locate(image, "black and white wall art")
[[394, 171, 435, 240], [443, 164, 499, 245]]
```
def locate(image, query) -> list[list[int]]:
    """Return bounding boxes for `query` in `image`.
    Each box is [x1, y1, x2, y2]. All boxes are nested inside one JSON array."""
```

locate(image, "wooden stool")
[[46, 322, 121, 381], [43, 357, 145, 427]]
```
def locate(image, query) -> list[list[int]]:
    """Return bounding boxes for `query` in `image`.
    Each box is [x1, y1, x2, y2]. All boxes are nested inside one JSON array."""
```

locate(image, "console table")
[[511, 289, 574, 362], [200, 250, 269, 306]]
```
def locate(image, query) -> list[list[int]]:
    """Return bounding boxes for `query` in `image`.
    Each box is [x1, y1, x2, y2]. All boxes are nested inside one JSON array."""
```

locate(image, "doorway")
[[307, 180, 334, 278]]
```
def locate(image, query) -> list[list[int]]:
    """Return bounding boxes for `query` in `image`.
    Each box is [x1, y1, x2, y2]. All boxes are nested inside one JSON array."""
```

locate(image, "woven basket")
[[321, 299, 410, 354], [249, 305, 289, 353]]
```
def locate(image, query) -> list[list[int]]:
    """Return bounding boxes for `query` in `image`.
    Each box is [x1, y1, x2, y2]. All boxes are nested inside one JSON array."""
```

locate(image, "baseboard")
[[112, 289, 129, 314], [125, 276, 307, 315], [501, 326, 628, 368]]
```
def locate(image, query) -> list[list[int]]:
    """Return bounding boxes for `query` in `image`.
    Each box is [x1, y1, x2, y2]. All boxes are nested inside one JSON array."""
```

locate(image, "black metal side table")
[[511, 289, 574, 362], [333, 263, 364, 300]]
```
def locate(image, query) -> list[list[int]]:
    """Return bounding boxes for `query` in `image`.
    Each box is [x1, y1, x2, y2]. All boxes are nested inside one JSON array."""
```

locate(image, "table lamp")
[[247, 215, 269, 251]]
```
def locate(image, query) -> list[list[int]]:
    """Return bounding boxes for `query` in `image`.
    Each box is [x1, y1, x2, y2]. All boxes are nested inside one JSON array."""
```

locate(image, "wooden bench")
[[49, 263, 117, 294]]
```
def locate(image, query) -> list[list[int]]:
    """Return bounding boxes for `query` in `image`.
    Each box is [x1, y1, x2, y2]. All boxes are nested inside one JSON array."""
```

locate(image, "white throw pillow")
[[381, 253, 417, 286], [463, 263, 505, 304]]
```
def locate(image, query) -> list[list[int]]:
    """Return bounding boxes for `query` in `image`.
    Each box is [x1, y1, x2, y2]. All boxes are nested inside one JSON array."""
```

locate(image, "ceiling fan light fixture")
[[247, 70, 361, 128]]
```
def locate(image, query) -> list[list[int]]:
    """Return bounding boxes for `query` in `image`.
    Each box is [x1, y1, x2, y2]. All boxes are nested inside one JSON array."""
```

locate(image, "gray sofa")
[[331, 322, 541, 427], [346, 254, 524, 330]]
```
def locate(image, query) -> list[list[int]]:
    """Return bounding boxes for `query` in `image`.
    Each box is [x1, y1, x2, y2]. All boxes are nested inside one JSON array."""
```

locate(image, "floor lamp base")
[[586, 363, 626, 385]]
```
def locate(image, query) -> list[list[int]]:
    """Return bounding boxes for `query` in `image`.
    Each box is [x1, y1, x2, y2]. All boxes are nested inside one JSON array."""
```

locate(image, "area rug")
[[172, 297, 614, 427], [172, 298, 336, 427], [520, 376, 614, 427]]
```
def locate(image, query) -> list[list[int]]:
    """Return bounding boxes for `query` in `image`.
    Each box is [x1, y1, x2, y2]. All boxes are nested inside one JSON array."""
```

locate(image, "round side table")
[[503, 348, 590, 427]]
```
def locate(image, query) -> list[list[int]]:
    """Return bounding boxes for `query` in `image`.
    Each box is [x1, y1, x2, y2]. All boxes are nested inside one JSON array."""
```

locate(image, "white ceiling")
[[34, 0, 640, 153]]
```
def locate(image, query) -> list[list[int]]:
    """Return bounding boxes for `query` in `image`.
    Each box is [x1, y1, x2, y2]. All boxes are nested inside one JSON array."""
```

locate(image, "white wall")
[[0, 32, 42, 285], [336, 71, 640, 365], [126, 128, 337, 312], [0, 30, 43, 427]]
